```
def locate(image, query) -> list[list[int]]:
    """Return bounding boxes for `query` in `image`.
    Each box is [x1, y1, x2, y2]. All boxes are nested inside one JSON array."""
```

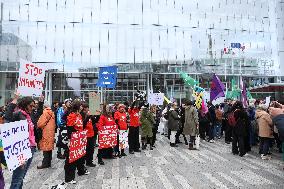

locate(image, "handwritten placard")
[[17, 59, 46, 97], [148, 93, 164, 105], [0, 120, 32, 172], [99, 125, 117, 149], [69, 130, 87, 163], [89, 92, 101, 115]]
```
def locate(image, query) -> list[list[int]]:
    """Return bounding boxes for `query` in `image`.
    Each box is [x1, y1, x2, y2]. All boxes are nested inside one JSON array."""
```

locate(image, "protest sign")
[[89, 92, 101, 115], [99, 125, 117, 149], [148, 93, 164, 105], [119, 130, 128, 149], [69, 130, 87, 163], [17, 59, 46, 97], [97, 66, 118, 88], [0, 120, 32, 172]]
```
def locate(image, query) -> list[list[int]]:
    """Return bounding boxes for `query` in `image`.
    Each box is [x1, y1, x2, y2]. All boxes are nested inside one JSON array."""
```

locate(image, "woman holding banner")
[[64, 100, 89, 185], [5, 93, 37, 189], [97, 104, 118, 165]]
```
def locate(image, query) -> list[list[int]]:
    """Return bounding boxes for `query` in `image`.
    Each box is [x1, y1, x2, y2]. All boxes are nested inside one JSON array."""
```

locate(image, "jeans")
[[10, 146, 36, 189], [215, 123, 222, 138], [259, 137, 271, 155]]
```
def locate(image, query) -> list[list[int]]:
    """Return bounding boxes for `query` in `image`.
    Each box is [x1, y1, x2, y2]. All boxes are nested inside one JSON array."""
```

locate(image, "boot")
[[188, 143, 194, 150], [98, 157, 105, 165], [141, 137, 146, 150], [183, 135, 188, 145], [121, 149, 127, 156], [149, 137, 154, 150]]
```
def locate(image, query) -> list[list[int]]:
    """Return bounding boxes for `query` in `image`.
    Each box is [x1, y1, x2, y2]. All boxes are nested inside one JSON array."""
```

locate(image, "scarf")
[[19, 109, 37, 147]]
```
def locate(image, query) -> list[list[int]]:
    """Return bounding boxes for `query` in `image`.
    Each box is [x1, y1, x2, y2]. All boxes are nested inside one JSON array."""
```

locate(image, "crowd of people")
[[0, 92, 283, 189]]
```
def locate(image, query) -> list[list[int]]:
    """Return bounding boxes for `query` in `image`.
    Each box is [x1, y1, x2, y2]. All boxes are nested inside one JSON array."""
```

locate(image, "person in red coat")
[[114, 104, 128, 157], [64, 100, 89, 185], [97, 104, 118, 165], [80, 102, 99, 167], [128, 100, 142, 154]]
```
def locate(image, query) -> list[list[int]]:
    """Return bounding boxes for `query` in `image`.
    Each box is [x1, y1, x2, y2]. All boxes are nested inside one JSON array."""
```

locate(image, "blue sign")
[[231, 43, 241, 49], [97, 66, 118, 88]]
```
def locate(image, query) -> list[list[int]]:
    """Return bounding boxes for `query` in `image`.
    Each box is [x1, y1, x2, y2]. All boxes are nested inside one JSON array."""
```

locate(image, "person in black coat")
[[207, 101, 216, 143], [231, 101, 250, 157]]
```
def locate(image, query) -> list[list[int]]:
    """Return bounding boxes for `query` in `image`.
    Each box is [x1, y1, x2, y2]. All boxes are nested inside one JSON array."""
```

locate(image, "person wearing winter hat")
[[140, 103, 155, 150]]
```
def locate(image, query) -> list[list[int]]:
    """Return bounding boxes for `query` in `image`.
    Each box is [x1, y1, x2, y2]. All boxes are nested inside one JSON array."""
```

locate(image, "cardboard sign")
[[98, 125, 117, 149], [69, 130, 87, 163], [17, 59, 46, 97], [119, 130, 128, 149], [89, 92, 101, 115], [0, 120, 32, 172], [148, 93, 164, 105]]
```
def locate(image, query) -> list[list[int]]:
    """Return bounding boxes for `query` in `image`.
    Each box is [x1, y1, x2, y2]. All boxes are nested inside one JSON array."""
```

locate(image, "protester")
[[140, 104, 155, 150], [56, 99, 72, 159], [175, 103, 188, 145], [128, 100, 141, 154], [161, 105, 170, 137], [31, 96, 44, 148], [215, 104, 223, 139], [97, 104, 118, 165], [183, 100, 199, 150], [150, 105, 159, 147], [80, 103, 96, 167], [269, 102, 284, 161], [198, 107, 209, 140], [207, 101, 216, 143], [255, 104, 273, 160], [114, 104, 128, 157], [37, 101, 56, 169], [64, 100, 89, 185], [224, 100, 233, 144], [231, 101, 250, 157], [5, 93, 37, 189], [168, 103, 180, 147]]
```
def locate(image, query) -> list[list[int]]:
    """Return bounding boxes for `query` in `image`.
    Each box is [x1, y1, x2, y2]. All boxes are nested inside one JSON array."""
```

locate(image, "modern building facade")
[[0, 0, 283, 104]]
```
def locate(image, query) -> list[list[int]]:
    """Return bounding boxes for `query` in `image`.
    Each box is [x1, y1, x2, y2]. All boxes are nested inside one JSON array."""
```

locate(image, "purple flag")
[[210, 74, 225, 102], [240, 77, 248, 108]]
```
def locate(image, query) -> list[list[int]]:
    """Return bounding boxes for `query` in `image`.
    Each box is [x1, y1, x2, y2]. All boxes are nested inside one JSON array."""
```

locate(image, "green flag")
[[180, 72, 199, 87]]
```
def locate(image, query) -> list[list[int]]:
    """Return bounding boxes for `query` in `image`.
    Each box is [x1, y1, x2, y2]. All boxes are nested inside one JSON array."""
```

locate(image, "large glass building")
[[0, 0, 283, 104]]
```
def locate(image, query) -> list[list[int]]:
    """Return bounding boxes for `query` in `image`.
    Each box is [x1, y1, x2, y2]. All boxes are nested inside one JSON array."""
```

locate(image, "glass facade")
[[0, 0, 283, 104]]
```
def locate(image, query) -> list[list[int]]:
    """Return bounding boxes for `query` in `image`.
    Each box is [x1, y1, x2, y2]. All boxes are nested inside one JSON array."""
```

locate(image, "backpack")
[[228, 112, 236, 126]]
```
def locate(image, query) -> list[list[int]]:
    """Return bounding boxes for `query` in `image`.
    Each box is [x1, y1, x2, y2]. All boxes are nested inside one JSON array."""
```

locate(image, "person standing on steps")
[[140, 104, 155, 150], [183, 100, 199, 150], [168, 103, 180, 147]]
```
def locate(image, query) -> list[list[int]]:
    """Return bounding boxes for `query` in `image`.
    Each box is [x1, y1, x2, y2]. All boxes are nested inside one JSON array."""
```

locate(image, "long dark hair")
[[70, 100, 82, 113], [102, 104, 112, 117], [18, 97, 34, 111]]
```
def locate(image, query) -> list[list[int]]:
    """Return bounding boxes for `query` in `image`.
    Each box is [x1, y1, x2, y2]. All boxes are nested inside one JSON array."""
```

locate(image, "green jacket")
[[140, 109, 154, 137]]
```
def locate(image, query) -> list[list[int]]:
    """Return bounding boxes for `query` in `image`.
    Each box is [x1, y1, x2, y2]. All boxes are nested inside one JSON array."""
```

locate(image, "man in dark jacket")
[[207, 101, 216, 143], [31, 96, 45, 148], [168, 103, 180, 147]]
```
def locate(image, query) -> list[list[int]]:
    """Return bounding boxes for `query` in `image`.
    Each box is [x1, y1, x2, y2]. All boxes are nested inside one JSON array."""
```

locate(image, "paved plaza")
[[3, 135, 284, 189]]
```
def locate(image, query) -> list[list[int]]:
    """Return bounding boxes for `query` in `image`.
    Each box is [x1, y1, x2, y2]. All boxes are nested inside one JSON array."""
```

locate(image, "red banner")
[[69, 130, 87, 163], [99, 125, 117, 149]]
